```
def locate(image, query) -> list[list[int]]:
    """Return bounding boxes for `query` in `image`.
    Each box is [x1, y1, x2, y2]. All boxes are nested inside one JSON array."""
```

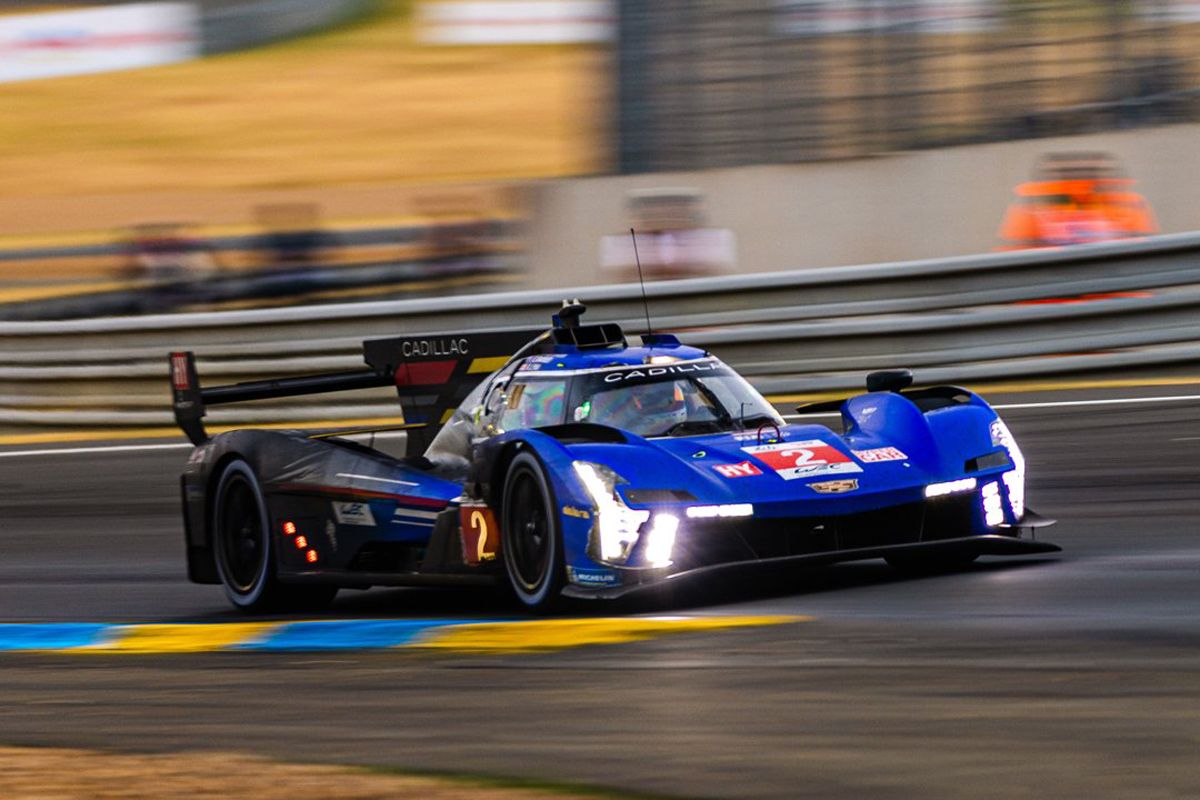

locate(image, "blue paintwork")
[[516, 340, 708, 373], [318, 333, 1027, 595]]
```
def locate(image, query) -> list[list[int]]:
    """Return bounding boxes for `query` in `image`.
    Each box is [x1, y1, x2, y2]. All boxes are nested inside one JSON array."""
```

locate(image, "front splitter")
[[562, 533, 1061, 600]]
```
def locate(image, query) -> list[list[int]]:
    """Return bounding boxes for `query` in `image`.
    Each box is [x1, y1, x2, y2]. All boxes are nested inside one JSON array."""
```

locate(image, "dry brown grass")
[[0, 746, 615, 799], [0, 1, 606, 203]]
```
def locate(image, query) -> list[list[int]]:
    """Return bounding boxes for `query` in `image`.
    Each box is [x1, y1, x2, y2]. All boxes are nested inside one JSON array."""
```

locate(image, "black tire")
[[885, 550, 979, 574], [212, 459, 337, 613], [500, 452, 565, 611]]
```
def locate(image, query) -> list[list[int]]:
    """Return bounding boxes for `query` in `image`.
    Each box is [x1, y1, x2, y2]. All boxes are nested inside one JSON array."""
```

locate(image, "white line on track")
[[784, 393, 1200, 419], [993, 394, 1200, 411], [0, 393, 1197, 460], [0, 443, 191, 459]]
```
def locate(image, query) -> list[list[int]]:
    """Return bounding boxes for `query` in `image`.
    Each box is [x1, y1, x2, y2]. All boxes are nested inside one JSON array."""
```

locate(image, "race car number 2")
[[741, 440, 863, 481]]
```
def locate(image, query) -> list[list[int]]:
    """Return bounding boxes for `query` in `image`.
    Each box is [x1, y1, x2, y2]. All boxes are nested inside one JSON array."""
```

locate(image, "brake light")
[[170, 353, 190, 390]]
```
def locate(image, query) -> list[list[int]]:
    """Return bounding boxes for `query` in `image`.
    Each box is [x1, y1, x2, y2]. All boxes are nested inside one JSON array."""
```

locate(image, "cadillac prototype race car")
[[170, 301, 1057, 612]]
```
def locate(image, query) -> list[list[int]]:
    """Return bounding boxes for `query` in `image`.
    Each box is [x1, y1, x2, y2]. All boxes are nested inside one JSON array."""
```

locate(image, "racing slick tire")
[[500, 452, 565, 612], [884, 550, 979, 574], [212, 459, 337, 613]]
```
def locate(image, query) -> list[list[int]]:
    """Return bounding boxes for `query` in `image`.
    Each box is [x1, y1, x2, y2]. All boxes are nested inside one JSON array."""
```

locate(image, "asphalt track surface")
[[1, 387, 1198, 799]]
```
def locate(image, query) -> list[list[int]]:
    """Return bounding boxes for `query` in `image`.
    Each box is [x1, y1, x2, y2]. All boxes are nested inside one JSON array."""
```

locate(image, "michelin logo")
[[333, 501, 376, 527], [567, 566, 619, 587]]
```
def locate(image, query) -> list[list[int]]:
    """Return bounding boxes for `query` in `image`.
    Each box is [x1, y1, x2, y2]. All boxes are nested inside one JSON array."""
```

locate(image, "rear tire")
[[500, 452, 565, 612], [212, 459, 337, 613]]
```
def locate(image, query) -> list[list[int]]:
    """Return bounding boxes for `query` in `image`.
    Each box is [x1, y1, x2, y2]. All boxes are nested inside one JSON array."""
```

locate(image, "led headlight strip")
[[685, 504, 754, 519], [924, 477, 977, 498], [990, 418, 1026, 520], [642, 514, 678, 568], [981, 480, 1005, 527], [572, 462, 684, 568]]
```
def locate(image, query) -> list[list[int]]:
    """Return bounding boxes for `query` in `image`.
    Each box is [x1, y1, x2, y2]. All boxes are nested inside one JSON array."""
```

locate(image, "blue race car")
[[170, 301, 1057, 612]]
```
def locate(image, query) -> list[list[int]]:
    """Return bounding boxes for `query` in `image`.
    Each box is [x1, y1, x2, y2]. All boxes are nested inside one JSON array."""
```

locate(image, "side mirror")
[[866, 369, 913, 393]]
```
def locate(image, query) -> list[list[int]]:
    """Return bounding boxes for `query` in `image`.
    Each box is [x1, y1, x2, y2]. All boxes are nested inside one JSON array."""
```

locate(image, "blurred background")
[[0, 0, 1198, 319]]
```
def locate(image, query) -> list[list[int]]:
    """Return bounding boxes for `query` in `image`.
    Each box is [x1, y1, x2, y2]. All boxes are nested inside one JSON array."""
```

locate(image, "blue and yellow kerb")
[[0, 616, 804, 655]]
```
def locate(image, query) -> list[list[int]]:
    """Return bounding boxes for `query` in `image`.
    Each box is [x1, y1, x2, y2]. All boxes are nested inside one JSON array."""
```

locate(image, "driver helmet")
[[629, 381, 688, 432]]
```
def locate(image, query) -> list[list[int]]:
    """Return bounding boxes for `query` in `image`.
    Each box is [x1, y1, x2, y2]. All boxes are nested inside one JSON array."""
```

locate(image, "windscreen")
[[574, 360, 782, 438]]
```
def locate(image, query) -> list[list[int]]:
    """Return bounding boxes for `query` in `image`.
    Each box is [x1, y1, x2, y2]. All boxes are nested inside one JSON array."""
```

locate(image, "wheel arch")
[[486, 440, 530, 511], [484, 432, 580, 512], [186, 450, 251, 585], [205, 452, 253, 537]]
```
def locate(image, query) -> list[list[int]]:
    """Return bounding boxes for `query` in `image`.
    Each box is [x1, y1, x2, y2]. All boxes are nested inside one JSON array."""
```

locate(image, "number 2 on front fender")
[[778, 448, 817, 466], [459, 505, 499, 565]]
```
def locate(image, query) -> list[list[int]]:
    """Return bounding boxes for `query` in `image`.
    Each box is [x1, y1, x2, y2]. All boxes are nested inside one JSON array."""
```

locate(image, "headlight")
[[642, 514, 679, 568], [685, 504, 754, 518], [572, 461, 651, 565], [990, 418, 1026, 519], [925, 477, 977, 498], [981, 480, 1005, 527]]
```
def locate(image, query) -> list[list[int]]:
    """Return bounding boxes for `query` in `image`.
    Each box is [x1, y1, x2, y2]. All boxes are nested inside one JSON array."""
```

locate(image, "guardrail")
[[4, 232, 1200, 432], [0, 217, 519, 321]]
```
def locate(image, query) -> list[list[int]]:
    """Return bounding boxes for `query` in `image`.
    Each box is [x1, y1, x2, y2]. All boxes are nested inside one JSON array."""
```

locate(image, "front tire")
[[212, 459, 337, 613], [501, 452, 565, 611]]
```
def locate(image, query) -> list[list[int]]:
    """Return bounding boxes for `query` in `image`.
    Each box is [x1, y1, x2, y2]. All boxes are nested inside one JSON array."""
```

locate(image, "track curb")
[[0, 616, 805, 655]]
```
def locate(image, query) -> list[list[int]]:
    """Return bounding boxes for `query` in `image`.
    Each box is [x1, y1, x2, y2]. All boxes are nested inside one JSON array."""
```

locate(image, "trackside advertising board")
[[418, 1, 614, 45], [0, 2, 199, 84], [1148, 0, 1200, 21]]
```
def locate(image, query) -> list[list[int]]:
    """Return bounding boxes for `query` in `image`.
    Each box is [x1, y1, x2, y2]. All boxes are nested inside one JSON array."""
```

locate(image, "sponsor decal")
[[400, 337, 469, 358], [562, 505, 592, 520], [325, 519, 338, 551], [852, 447, 908, 463], [519, 355, 554, 371], [332, 501, 376, 527], [741, 440, 863, 481], [712, 461, 763, 479], [602, 362, 720, 383], [459, 505, 499, 565], [809, 479, 860, 494], [732, 430, 781, 443], [566, 566, 620, 587]]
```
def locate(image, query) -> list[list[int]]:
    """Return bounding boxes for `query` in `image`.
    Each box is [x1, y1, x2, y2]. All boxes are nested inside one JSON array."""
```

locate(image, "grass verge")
[[0, 746, 658, 799], [0, 0, 605, 201]]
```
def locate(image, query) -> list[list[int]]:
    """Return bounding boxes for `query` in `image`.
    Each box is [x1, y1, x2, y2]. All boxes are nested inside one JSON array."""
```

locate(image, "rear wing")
[[170, 328, 544, 455]]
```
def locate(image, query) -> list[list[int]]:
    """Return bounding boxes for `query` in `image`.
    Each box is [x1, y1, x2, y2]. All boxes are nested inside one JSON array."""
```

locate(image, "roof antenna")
[[630, 228, 653, 338]]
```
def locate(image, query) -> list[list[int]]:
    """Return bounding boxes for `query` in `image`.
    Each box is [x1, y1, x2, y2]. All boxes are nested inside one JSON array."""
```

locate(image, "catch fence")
[[616, 0, 1200, 172]]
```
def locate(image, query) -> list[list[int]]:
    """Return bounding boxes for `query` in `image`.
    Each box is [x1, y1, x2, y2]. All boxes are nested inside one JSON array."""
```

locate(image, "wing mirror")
[[866, 369, 913, 393]]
